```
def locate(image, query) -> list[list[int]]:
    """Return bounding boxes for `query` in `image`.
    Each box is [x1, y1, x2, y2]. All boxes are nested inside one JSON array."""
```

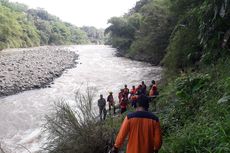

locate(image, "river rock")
[[0, 46, 78, 97]]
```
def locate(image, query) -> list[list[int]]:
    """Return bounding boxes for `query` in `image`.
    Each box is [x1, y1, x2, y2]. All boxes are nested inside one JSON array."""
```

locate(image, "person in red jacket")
[[130, 85, 136, 96], [107, 92, 115, 115], [123, 84, 129, 99], [118, 89, 124, 104], [129, 85, 137, 108], [120, 94, 128, 114], [111, 95, 162, 153], [149, 80, 157, 96]]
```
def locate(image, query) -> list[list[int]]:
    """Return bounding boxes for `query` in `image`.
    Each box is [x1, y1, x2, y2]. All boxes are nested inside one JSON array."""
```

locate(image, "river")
[[0, 45, 161, 153]]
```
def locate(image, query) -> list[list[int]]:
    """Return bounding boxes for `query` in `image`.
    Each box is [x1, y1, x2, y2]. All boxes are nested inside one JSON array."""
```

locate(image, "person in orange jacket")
[[111, 95, 162, 153]]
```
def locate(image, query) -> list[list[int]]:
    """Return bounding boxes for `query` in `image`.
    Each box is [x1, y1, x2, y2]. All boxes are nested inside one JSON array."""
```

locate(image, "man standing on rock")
[[98, 94, 106, 121], [111, 95, 162, 153]]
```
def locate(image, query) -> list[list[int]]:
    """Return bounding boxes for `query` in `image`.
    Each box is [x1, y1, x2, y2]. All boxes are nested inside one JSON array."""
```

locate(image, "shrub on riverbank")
[[156, 59, 230, 153], [44, 88, 125, 153]]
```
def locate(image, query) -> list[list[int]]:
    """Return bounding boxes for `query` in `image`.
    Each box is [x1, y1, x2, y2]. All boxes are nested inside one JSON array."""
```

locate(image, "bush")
[[156, 58, 230, 153], [157, 74, 211, 132], [44, 88, 115, 153]]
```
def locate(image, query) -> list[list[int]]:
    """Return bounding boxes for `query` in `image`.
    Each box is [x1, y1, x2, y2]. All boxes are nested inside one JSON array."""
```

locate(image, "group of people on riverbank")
[[97, 80, 158, 121], [97, 80, 162, 153]]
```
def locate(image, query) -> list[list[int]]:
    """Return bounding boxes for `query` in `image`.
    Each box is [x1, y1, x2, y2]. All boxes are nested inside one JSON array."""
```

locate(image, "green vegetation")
[[0, 0, 104, 50], [0, 0, 40, 50], [106, 0, 230, 152], [105, 0, 173, 64], [44, 88, 125, 153], [44, 0, 229, 152], [157, 64, 230, 152], [81, 26, 105, 44]]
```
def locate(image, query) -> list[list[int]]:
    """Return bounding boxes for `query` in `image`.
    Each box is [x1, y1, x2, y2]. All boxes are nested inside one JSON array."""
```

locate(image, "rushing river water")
[[0, 45, 161, 153]]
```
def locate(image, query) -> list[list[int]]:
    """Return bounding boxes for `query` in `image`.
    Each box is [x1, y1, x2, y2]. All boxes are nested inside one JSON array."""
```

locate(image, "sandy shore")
[[0, 46, 78, 97]]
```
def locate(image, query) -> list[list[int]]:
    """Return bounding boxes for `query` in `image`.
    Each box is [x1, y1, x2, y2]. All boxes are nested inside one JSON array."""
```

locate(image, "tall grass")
[[44, 87, 115, 153], [156, 59, 230, 153]]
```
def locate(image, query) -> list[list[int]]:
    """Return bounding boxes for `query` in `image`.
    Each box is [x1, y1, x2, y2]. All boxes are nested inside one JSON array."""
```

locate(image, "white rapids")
[[0, 45, 162, 153]]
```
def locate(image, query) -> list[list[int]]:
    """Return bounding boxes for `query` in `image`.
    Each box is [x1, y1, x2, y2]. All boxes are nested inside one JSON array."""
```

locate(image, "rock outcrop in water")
[[0, 46, 78, 97]]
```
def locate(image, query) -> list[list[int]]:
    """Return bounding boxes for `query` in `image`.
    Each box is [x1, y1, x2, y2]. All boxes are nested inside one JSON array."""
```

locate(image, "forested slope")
[[0, 0, 104, 50], [105, 0, 230, 66], [105, 0, 173, 64], [81, 26, 105, 44], [106, 0, 230, 152]]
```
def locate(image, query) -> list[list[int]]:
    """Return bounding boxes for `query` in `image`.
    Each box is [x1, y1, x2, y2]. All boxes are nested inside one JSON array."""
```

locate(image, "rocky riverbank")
[[0, 46, 78, 97]]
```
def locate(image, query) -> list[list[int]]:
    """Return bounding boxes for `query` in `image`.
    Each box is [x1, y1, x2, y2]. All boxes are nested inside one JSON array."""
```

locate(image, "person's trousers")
[[99, 108, 106, 120]]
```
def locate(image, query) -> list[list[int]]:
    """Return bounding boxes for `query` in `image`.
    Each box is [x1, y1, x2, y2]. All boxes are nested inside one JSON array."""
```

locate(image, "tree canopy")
[[105, 0, 230, 67], [105, 0, 173, 65], [0, 0, 104, 50]]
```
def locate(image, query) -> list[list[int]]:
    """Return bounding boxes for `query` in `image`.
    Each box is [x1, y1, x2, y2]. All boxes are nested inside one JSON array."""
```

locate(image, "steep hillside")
[[0, 0, 104, 50]]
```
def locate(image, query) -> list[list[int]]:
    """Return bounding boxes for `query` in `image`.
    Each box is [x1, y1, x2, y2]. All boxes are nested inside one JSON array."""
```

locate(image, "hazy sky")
[[10, 0, 139, 28]]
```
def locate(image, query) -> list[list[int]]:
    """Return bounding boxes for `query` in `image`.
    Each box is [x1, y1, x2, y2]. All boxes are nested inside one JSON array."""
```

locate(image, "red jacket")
[[120, 99, 127, 109], [130, 88, 136, 95], [118, 92, 123, 103], [149, 84, 157, 96]]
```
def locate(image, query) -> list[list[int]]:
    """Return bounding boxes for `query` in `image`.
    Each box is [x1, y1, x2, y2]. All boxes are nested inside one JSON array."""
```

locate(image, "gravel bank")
[[0, 46, 78, 97]]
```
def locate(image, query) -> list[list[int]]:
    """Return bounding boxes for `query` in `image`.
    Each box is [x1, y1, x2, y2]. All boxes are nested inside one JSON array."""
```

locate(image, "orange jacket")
[[130, 95, 138, 101], [114, 111, 162, 153]]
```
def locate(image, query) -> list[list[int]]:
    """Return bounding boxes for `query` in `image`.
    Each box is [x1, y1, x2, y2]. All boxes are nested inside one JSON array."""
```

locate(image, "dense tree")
[[105, 0, 172, 64], [0, 0, 104, 50], [27, 8, 90, 45], [105, 16, 138, 53], [106, 0, 229, 66], [68, 24, 89, 44], [0, 3, 39, 50], [81, 26, 105, 44], [164, 0, 230, 72], [0, 0, 28, 12], [129, 0, 172, 64]]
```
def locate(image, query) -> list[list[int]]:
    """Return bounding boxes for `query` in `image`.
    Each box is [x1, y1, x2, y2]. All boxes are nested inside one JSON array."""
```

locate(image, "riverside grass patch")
[[156, 62, 230, 153], [44, 88, 115, 153]]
